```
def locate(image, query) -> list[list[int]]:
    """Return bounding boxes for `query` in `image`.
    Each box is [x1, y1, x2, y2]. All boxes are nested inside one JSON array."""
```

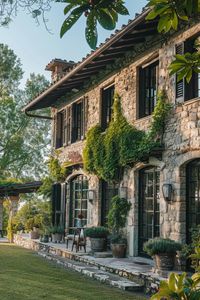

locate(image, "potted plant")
[[49, 225, 64, 243], [39, 227, 50, 243], [85, 226, 109, 252], [107, 195, 131, 258], [143, 238, 182, 272]]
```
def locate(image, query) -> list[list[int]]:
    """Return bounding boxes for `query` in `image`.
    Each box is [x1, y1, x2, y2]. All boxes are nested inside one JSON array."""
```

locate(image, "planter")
[[111, 243, 127, 258], [155, 253, 176, 271], [40, 235, 49, 243], [52, 233, 62, 243], [30, 230, 40, 239], [176, 252, 187, 271], [90, 238, 106, 252]]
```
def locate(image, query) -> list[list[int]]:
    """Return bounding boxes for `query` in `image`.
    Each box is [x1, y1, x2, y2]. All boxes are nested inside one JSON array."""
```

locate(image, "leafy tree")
[[60, 0, 129, 49], [0, 0, 53, 27], [0, 44, 50, 180]]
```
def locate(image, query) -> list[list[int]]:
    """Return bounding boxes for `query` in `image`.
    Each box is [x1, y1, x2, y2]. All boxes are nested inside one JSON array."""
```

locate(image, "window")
[[139, 167, 160, 256], [139, 60, 159, 118], [176, 36, 200, 102], [101, 84, 115, 130], [55, 97, 87, 148], [101, 180, 119, 226], [70, 175, 88, 227], [55, 110, 65, 149], [186, 159, 200, 243], [72, 99, 84, 143]]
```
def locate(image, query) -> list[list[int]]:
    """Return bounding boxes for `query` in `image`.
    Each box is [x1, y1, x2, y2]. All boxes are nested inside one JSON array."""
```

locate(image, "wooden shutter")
[[184, 38, 199, 100], [52, 115, 56, 149], [175, 43, 184, 100], [83, 96, 88, 138], [56, 112, 63, 149], [51, 183, 61, 226], [139, 67, 145, 118], [63, 110, 67, 146], [66, 106, 72, 145]]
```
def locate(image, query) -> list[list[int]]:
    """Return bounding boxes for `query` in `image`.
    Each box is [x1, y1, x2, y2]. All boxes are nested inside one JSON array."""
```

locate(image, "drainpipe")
[[25, 110, 53, 120]]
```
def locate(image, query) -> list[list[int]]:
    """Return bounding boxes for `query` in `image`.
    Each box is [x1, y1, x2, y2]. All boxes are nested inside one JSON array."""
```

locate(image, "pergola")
[[0, 181, 42, 236]]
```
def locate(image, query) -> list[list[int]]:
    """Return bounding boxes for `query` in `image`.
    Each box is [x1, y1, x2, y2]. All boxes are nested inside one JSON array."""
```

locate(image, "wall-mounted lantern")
[[162, 183, 173, 202], [119, 187, 128, 199], [88, 190, 96, 203]]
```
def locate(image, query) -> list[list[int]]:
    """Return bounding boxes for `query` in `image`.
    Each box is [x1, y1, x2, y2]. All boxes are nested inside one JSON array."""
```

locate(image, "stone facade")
[[52, 23, 200, 257]]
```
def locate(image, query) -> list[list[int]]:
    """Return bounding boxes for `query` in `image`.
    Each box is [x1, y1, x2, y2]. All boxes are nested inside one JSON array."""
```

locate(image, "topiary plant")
[[107, 195, 131, 243], [143, 238, 182, 257], [84, 226, 109, 238]]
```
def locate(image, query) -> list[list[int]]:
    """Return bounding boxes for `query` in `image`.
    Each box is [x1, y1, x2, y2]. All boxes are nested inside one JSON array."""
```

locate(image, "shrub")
[[49, 225, 64, 234], [84, 226, 109, 238], [107, 195, 131, 235], [144, 238, 182, 256]]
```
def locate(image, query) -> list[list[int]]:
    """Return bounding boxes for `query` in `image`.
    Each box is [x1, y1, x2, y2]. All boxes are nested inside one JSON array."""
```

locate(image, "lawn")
[[0, 244, 147, 300]]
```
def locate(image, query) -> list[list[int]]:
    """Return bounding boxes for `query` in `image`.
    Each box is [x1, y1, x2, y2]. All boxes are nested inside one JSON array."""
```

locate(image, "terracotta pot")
[[90, 238, 106, 252], [155, 253, 175, 271], [111, 243, 127, 258]]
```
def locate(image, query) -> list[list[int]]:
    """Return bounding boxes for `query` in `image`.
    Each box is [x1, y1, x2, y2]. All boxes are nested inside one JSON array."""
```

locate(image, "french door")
[[186, 160, 200, 242], [70, 175, 88, 227], [139, 167, 160, 256]]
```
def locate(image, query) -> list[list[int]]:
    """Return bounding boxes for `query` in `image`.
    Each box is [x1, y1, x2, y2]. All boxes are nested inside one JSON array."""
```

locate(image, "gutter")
[[25, 110, 53, 120], [22, 8, 151, 112]]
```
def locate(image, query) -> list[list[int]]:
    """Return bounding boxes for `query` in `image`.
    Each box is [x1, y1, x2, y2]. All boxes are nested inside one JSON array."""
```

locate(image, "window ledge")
[[181, 97, 200, 107], [135, 115, 152, 124]]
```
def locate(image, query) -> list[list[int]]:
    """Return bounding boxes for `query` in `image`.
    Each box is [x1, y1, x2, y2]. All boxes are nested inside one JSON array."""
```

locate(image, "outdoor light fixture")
[[162, 183, 173, 202], [88, 190, 96, 203], [119, 187, 128, 199]]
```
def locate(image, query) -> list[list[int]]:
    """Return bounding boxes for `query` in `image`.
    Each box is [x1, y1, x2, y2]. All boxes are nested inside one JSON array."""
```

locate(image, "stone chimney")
[[45, 59, 75, 83]]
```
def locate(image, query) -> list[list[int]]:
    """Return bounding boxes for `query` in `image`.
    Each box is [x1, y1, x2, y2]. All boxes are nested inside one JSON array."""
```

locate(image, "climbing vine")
[[83, 92, 171, 182], [39, 152, 71, 198]]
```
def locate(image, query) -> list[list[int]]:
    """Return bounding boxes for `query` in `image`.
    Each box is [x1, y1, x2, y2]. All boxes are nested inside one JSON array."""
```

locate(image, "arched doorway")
[[186, 159, 200, 242], [70, 175, 88, 227], [138, 166, 160, 256]]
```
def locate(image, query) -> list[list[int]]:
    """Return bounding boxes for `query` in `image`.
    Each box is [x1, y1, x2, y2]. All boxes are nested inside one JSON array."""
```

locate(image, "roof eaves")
[[22, 7, 151, 112]]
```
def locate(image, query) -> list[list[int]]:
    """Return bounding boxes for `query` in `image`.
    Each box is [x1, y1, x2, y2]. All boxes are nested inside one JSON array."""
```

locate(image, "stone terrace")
[[14, 234, 169, 294]]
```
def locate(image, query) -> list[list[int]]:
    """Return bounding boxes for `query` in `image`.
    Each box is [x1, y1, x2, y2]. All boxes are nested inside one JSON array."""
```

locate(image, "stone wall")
[[51, 23, 200, 256]]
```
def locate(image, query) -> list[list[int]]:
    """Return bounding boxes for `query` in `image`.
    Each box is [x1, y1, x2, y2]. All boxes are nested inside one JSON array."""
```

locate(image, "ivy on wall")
[[83, 92, 171, 182]]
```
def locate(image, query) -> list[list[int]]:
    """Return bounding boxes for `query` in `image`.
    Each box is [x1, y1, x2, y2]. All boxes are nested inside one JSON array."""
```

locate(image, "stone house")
[[23, 8, 200, 257]]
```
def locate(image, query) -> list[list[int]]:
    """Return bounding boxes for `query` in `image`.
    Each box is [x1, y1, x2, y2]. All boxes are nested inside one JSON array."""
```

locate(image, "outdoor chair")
[[71, 228, 86, 253]]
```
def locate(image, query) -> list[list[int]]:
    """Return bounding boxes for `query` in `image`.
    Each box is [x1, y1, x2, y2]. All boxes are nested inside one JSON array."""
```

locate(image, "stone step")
[[38, 251, 143, 292]]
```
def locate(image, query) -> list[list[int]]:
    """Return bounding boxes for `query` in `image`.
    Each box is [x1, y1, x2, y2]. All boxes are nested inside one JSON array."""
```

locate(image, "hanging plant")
[[83, 91, 171, 182]]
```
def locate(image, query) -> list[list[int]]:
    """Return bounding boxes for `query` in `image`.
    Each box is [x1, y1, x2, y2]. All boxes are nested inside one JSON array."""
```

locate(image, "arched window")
[[139, 166, 160, 256], [186, 159, 200, 242], [70, 175, 88, 227]]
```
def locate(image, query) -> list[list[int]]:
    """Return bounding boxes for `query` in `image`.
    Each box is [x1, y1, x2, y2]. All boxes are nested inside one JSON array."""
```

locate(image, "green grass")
[[0, 244, 147, 300]]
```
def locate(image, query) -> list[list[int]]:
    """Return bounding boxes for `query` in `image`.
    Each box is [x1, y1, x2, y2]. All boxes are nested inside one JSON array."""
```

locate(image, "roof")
[[0, 181, 42, 197], [23, 7, 159, 112]]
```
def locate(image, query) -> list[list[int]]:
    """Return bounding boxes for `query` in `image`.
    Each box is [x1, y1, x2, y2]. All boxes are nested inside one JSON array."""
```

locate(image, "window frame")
[[138, 59, 159, 119], [101, 83, 115, 131]]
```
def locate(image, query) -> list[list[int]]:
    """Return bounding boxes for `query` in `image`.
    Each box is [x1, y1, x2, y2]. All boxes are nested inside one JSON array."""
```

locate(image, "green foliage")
[[151, 271, 200, 300], [143, 238, 182, 256], [13, 199, 51, 232], [84, 226, 109, 238], [147, 1, 200, 83], [0, 45, 50, 181], [169, 47, 200, 83], [60, 0, 129, 49], [83, 92, 171, 182], [107, 195, 131, 235], [49, 225, 64, 234], [147, 0, 200, 34], [39, 153, 70, 198]]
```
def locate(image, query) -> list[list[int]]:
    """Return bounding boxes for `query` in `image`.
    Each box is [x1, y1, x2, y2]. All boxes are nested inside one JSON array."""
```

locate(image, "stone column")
[[7, 195, 19, 242], [0, 199, 3, 237], [9, 195, 19, 217]]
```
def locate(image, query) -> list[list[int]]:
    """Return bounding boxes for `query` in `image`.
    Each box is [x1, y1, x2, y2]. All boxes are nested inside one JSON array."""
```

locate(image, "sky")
[[0, 0, 147, 86]]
